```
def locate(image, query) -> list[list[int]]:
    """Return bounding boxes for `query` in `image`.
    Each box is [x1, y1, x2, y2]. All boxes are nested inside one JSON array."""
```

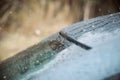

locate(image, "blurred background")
[[0, 0, 120, 62]]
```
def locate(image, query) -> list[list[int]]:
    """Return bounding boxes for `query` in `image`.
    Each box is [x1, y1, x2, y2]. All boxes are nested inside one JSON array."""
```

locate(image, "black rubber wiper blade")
[[59, 31, 92, 50]]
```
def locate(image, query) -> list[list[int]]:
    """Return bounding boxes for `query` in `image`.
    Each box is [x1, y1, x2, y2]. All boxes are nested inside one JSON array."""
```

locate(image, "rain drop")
[[51, 53, 54, 56], [110, 14, 113, 17], [113, 20, 115, 23], [36, 60, 39, 63], [24, 66, 28, 70], [91, 25, 95, 28], [35, 29, 41, 36], [81, 29, 86, 32], [40, 54, 43, 56], [3, 76, 6, 79], [9, 11, 13, 14]]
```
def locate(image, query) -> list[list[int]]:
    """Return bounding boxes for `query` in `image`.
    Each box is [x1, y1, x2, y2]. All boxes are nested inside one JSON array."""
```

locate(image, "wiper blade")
[[59, 31, 92, 50]]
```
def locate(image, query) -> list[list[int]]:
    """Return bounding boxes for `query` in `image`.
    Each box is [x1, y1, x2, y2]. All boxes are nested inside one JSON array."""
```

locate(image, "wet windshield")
[[0, 0, 120, 80]]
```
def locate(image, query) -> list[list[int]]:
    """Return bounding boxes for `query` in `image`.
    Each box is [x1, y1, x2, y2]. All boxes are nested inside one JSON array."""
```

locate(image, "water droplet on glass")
[[40, 54, 43, 56], [81, 29, 86, 32], [24, 66, 28, 70], [3, 76, 6, 79], [35, 29, 41, 36], [92, 25, 95, 28], [9, 11, 13, 14], [51, 53, 54, 56], [36, 60, 40, 63], [110, 14, 113, 17], [113, 20, 115, 23], [114, 29, 120, 34]]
